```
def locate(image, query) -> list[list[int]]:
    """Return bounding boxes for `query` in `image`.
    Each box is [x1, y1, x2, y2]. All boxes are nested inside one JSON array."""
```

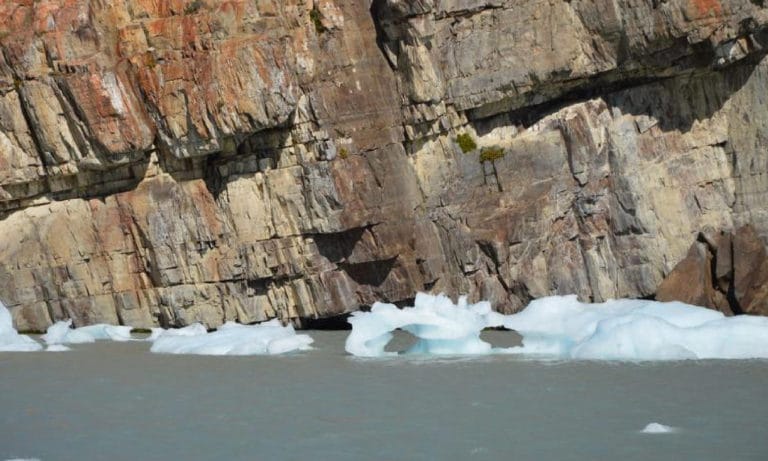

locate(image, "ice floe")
[[42, 320, 133, 345], [0, 300, 42, 352], [345, 292, 507, 357], [503, 295, 768, 360], [345, 293, 768, 360], [641, 422, 677, 434], [149, 319, 314, 355]]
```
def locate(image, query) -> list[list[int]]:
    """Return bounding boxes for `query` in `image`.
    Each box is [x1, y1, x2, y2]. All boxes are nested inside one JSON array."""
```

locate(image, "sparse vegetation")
[[338, 147, 349, 160], [479, 146, 505, 163], [184, 0, 204, 15], [310, 8, 328, 34], [455, 133, 477, 153], [478, 146, 505, 192]]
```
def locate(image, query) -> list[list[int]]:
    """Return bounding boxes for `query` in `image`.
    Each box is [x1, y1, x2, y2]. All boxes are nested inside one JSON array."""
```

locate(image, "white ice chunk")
[[144, 323, 208, 342], [75, 324, 133, 342], [641, 422, 677, 434], [42, 320, 133, 345], [45, 344, 71, 352], [346, 292, 768, 360], [42, 320, 94, 344], [504, 295, 768, 360], [150, 319, 313, 356], [147, 328, 166, 341], [345, 292, 506, 357], [0, 300, 42, 352]]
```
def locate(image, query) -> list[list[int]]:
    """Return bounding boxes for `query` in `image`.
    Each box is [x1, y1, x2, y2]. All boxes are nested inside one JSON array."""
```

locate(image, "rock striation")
[[1, 0, 768, 330], [657, 225, 768, 316]]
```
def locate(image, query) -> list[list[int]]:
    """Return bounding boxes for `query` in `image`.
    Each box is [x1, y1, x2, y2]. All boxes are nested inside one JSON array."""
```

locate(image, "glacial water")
[[1, 331, 767, 461]]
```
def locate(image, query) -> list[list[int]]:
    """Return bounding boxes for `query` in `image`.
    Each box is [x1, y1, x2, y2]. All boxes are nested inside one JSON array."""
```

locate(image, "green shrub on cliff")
[[479, 146, 505, 163], [456, 133, 477, 153]]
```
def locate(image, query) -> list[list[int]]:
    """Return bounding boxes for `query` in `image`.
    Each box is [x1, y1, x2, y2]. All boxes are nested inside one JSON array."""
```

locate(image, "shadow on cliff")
[[369, 0, 397, 70], [314, 226, 398, 287], [603, 57, 763, 133], [474, 55, 764, 138]]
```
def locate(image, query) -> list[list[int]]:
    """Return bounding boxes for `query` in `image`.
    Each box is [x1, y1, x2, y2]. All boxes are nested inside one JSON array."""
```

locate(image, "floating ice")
[[150, 319, 314, 355], [42, 319, 133, 345], [641, 422, 677, 434], [75, 324, 133, 342], [143, 323, 208, 342], [345, 293, 768, 360], [503, 295, 768, 360], [0, 300, 42, 352], [345, 292, 507, 357], [45, 344, 71, 352]]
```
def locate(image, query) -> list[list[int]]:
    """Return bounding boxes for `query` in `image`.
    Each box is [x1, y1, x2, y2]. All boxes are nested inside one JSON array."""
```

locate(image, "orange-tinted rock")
[[657, 226, 768, 316], [733, 226, 768, 316], [656, 241, 732, 315]]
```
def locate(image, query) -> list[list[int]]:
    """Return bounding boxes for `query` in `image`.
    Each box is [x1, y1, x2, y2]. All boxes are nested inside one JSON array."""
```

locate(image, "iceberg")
[[344, 292, 768, 360], [0, 300, 43, 352], [345, 292, 507, 357], [641, 422, 677, 434], [42, 319, 133, 345], [503, 295, 768, 360], [150, 319, 314, 355]]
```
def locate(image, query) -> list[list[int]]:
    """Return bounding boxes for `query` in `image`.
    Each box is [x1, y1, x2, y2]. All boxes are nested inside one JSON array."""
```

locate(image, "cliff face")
[[1, 0, 768, 330]]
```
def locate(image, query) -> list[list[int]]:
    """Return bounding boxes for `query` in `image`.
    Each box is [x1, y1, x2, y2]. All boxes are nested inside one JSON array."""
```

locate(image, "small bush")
[[479, 146, 505, 163], [456, 133, 477, 153], [338, 147, 349, 160]]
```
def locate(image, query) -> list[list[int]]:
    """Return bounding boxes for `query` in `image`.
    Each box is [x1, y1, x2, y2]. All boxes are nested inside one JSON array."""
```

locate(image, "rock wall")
[[1, 0, 768, 330]]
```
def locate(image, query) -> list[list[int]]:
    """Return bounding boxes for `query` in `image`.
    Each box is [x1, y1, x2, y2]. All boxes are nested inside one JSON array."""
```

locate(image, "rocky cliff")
[[1, 0, 768, 330]]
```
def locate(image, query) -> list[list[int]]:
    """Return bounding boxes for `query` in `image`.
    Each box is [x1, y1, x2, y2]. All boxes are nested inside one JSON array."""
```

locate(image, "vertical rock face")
[[1, 0, 768, 330]]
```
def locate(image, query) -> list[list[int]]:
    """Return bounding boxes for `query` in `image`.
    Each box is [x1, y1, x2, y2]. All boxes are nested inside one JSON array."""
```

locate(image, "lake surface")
[[1, 331, 767, 461]]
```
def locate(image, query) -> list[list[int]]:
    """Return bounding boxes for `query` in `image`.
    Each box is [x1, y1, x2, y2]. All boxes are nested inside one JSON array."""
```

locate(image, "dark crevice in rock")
[[300, 313, 351, 330], [202, 152, 225, 201], [369, 0, 396, 70], [726, 281, 743, 315]]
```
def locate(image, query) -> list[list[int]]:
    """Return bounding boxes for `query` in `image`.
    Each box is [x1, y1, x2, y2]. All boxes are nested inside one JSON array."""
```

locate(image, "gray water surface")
[[1, 331, 767, 461]]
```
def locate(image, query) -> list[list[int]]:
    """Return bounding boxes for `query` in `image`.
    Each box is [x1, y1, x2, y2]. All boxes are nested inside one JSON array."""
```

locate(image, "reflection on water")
[[1, 331, 767, 461]]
